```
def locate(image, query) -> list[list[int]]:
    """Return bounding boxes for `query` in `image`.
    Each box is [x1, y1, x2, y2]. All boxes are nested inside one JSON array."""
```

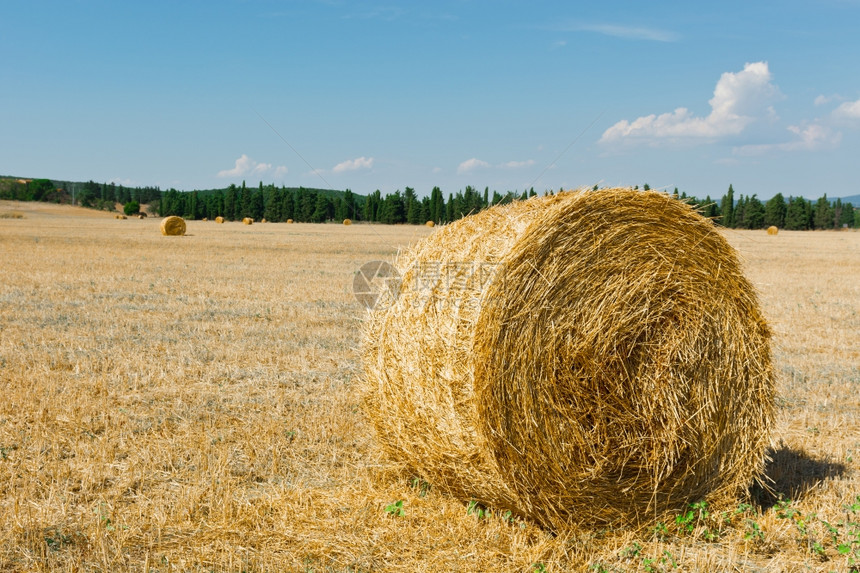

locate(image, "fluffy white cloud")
[[457, 158, 490, 174], [600, 62, 782, 144], [332, 156, 374, 173], [834, 98, 860, 120], [734, 123, 841, 155], [218, 154, 286, 178]]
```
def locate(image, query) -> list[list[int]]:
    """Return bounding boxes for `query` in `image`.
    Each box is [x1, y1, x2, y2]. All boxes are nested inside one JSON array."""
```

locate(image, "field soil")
[[1, 200, 858, 572]]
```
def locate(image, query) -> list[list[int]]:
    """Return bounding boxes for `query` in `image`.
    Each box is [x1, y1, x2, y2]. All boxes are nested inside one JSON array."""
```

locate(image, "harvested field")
[[0, 199, 858, 571]]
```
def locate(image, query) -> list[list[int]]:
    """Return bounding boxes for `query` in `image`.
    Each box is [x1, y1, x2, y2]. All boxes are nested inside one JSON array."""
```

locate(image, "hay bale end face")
[[361, 188, 775, 531], [242, 217, 253, 225], [138, 215, 145, 219], [160, 216, 186, 236], [343, 218, 352, 225], [215, 216, 225, 224], [767, 225, 779, 235], [425, 220, 435, 227], [287, 219, 294, 224]]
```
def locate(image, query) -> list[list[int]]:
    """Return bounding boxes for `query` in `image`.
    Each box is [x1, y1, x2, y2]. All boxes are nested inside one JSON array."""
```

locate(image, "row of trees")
[[0, 178, 161, 211], [717, 185, 855, 230], [3, 176, 857, 229], [158, 182, 539, 224]]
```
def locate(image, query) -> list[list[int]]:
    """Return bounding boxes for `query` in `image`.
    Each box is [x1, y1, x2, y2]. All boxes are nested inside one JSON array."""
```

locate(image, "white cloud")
[[499, 159, 535, 169], [218, 154, 286, 179], [600, 62, 782, 145], [457, 158, 490, 174], [332, 156, 374, 173], [568, 23, 678, 42], [734, 123, 841, 155], [834, 98, 860, 120], [815, 94, 834, 106]]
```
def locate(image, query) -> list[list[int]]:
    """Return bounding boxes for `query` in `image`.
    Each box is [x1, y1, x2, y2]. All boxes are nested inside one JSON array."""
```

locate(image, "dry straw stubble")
[[362, 188, 775, 532], [160, 215, 186, 236]]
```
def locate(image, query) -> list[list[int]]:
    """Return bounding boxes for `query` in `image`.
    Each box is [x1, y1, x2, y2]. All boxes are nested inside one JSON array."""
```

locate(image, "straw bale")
[[343, 218, 352, 225], [202, 217, 208, 221], [261, 218, 267, 223], [425, 220, 435, 227], [138, 215, 145, 219], [361, 188, 774, 531], [160, 215, 186, 236], [115, 214, 127, 219], [767, 226, 778, 235], [242, 217, 253, 225], [287, 219, 294, 224], [215, 216, 225, 224]]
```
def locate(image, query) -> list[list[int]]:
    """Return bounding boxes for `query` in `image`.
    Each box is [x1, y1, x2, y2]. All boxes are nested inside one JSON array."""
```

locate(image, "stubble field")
[[0, 199, 858, 572]]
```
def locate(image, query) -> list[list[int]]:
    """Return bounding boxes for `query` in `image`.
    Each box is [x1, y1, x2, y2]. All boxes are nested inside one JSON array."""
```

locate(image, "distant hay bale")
[[767, 225, 778, 235], [261, 218, 267, 223], [287, 219, 294, 224], [242, 217, 253, 225], [115, 214, 127, 220], [138, 215, 145, 219], [160, 215, 186, 236], [202, 217, 208, 222], [361, 188, 775, 531], [343, 218, 352, 225], [425, 220, 435, 227], [215, 216, 225, 224]]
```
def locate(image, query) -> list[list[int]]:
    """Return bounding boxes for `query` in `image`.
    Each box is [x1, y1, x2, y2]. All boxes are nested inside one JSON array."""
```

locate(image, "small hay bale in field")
[[115, 214, 127, 219], [425, 220, 435, 227], [215, 216, 225, 224], [242, 217, 253, 225], [361, 188, 775, 532], [287, 218, 294, 224], [202, 217, 208, 221], [261, 218, 267, 223], [767, 225, 778, 235], [138, 214, 145, 219], [343, 218, 352, 225], [160, 215, 186, 236]]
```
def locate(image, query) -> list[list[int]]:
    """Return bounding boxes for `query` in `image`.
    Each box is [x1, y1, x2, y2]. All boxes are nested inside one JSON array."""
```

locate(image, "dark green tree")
[[123, 201, 140, 216], [764, 193, 787, 228], [720, 184, 735, 228], [813, 194, 833, 229]]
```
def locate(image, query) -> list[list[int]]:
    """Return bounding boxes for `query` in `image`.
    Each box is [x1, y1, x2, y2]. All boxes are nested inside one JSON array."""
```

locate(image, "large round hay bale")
[[160, 215, 186, 236], [343, 218, 352, 225], [287, 218, 294, 224], [767, 225, 778, 235], [361, 188, 774, 531], [242, 217, 253, 225], [215, 216, 225, 224], [425, 220, 435, 227]]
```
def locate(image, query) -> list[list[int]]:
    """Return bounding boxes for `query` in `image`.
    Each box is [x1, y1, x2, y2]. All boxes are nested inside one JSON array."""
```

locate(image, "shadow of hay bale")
[[753, 444, 848, 509]]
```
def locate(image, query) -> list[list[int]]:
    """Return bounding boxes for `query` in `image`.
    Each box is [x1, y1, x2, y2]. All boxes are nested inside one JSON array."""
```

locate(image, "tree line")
[[159, 182, 546, 224], [3, 176, 857, 229], [0, 177, 161, 210]]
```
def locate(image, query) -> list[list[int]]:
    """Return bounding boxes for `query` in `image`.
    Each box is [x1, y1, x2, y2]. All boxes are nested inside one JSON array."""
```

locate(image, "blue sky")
[[2, 1, 859, 200]]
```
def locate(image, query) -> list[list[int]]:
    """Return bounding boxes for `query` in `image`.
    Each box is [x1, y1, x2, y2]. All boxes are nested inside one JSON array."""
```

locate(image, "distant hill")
[[838, 194, 860, 205]]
